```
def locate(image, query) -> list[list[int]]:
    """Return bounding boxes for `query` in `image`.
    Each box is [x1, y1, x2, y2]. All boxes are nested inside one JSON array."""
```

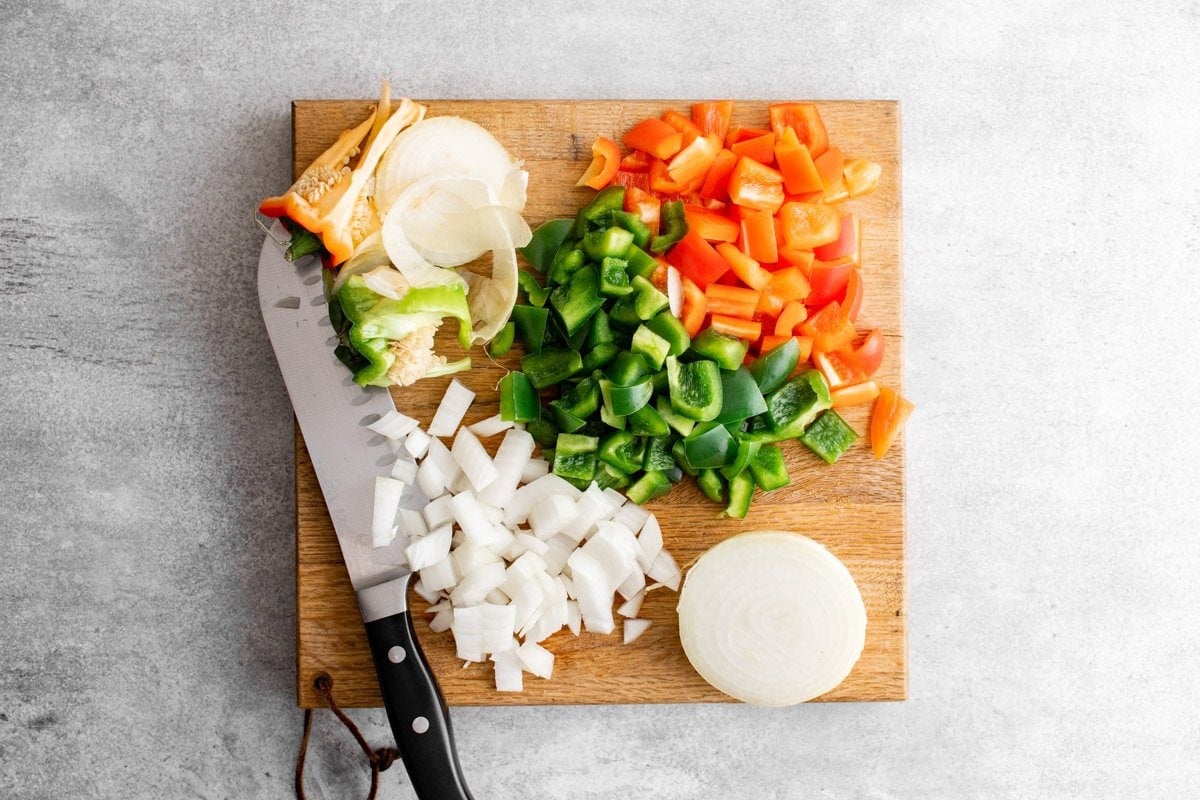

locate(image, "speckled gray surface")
[[2, 1, 1199, 798]]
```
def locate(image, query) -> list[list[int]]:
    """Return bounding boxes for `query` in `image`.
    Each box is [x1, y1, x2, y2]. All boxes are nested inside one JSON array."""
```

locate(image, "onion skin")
[[677, 530, 866, 706]]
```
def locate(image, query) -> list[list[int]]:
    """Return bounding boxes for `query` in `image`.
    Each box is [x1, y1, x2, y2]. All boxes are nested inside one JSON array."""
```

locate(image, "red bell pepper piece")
[[801, 301, 857, 353], [662, 109, 703, 147], [684, 204, 739, 243], [806, 258, 855, 309], [665, 230, 730, 289], [699, 149, 738, 201], [813, 214, 860, 264], [625, 186, 661, 235]]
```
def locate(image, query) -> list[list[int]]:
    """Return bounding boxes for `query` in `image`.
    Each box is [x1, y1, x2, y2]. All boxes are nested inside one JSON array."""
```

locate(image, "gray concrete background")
[[2, 1, 1198, 798]]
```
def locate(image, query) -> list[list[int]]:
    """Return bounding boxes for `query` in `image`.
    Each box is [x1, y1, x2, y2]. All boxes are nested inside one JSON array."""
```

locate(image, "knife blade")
[[257, 224, 475, 800]]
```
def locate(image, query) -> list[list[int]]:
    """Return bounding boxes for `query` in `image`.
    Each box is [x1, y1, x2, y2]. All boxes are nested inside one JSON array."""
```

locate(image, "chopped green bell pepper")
[[581, 342, 620, 372], [586, 310, 614, 348], [720, 439, 761, 480], [547, 247, 585, 286], [749, 337, 801, 395], [642, 435, 676, 472], [552, 433, 599, 482], [631, 275, 670, 320], [519, 218, 573, 273], [724, 471, 755, 519], [672, 438, 697, 476], [627, 402, 670, 436], [599, 256, 633, 297], [512, 304, 549, 354], [623, 244, 659, 279], [765, 370, 832, 438], [550, 265, 604, 336], [626, 470, 674, 505], [559, 376, 601, 419], [691, 328, 749, 371], [609, 210, 652, 249], [631, 324, 671, 370], [696, 468, 726, 504], [521, 349, 583, 389], [488, 321, 515, 358], [580, 186, 626, 226], [800, 410, 859, 464], [526, 416, 559, 448], [599, 402, 625, 430], [748, 444, 790, 490], [650, 200, 687, 254], [600, 376, 654, 417], [605, 351, 651, 386], [644, 311, 691, 357], [714, 366, 768, 424], [549, 400, 587, 433], [666, 355, 723, 421], [499, 371, 539, 423], [593, 461, 632, 490], [517, 271, 550, 307], [598, 430, 645, 475], [656, 396, 696, 436], [583, 226, 636, 262], [683, 422, 737, 469], [608, 293, 642, 329]]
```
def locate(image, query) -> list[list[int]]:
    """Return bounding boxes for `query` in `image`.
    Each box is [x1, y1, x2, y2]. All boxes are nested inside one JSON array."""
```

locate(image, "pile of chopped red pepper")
[[575, 101, 912, 459]]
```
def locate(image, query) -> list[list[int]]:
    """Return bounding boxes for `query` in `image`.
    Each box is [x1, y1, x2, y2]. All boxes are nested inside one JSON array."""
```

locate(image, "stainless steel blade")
[[257, 225, 420, 592]]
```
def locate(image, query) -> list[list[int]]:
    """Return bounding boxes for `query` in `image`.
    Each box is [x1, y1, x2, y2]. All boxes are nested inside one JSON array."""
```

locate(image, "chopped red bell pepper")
[[801, 301, 856, 353], [620, 150, 654, 172], [662, 109, 703, 147], [684, 204, 739, 243], [805, 257, 855, 308], [813, 213, 860, 264], [774, 126, 825, 194], [853, 329, 885, 376], [699, 149, 738, 201], [843, 268, 864, 323], [665, 230, 730, 288]]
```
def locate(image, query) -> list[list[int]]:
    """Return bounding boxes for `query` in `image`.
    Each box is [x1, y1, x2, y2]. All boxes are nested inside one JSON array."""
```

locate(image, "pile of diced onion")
[[369, 379, 679, 692]]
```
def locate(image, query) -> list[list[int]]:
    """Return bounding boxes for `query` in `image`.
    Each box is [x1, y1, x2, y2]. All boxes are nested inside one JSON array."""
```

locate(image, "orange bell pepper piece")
[[767, 103, 829, 158], [710, 315, 762, 341], [774, 301, 808, 336], [870, 387, 914, 459], [814, 147, 845, 188], [667, 135, 721, 187], [801, 301, 857, 353], [623, 118, 683, 160], [705, 284, 760, 319], [726, 125, 772, 147], [766, 267, 811, 303], [843, 268, 864, 323], [727, 157, 785, 213], [774, 127, 824, 195], [778, 202, 841, 250], [699, 149, 738, 201], [813, 214, 860, 265], [739, 209, 778, 264], [715, 242, 772, 290], [843, 158, 882, 198], [577, 136, 622, 190], [684, 205, 739, 243], [680, 276, 707, 337], [730, 133, 776, 165], [692, 101, 734, 141], [662, 109, 703, 147], [832, 381, 880, 409]]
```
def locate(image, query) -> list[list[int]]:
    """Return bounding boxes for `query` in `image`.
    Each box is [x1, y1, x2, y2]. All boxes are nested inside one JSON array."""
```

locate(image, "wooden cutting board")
[[293, 99, 905, 707]]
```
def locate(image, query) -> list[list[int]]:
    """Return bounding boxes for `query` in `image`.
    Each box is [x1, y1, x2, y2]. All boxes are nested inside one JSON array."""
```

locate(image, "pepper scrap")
[[260, 84, 425, 265]]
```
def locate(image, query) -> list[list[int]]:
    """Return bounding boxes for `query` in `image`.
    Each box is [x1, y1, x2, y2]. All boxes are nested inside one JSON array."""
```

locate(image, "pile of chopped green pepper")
[[499, 186, 861, 515]]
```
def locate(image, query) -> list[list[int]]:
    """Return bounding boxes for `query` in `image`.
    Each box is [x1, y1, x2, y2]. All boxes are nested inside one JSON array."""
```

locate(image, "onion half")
[[676, 530, 866, 706]]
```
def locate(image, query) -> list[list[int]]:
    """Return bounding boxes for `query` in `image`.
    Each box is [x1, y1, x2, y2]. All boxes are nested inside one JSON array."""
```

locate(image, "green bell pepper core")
[[608, 294, 642, 329], [599, 402, 626, 430], [666, 355, 723, 421], [609, 210, 652, 249], [347, 327, 394, 387], [594, 462, 632, 490], [642, 435, 677, 472], [547, 247, 585, 286], [765, 370, 833, 438], [512, 304, 549, 354], [351, 282, 473, 349], [521, 349, 583, 389], [581, 185, 626, 226], [650, 200, 688, 254], [598, 430, 645, 475], [724, 471, 755, 519], [683, 422, 737, 469], [517, 271, 550, 307], [800, 410, 859, 464], [690, 328, 749, 371], [720, 439, 761, 480], [599, 256, 633, 297], [549, 400, 587, 433], [714, 366, 768, 424], [600, 376, 654, 417], [627, 402, 670, 436], [631, 275, 670, 320], [586, 310, 614, 348], [526, 416, 559, 448], [605, 351, 651, 386], [749, 337, 801, 395], [644, 311, 691, 357], [336, 275, 380, 324], [748, 444, 790, 490], [623, 244, 659, 279], [631, 325, 671, 370], [550, 265, 605, 336], [488, 322, 516, 358], [560, 376, 601, 419], [626, 470, 675, 505], [583, 226, 636, 262], [695, 468, 725, 504], [519, 218, 573, 273], [499, 371, 539, 423], [657, 396, 696, 436], [581, 342, 620, 372]]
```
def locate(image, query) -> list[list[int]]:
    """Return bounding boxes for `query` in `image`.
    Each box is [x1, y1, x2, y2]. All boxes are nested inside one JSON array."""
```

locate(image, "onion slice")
[[676, 531, 866, 707]]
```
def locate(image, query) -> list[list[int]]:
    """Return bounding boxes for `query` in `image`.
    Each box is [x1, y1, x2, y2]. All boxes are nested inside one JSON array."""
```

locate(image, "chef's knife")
[[257, 225, 474, 800]]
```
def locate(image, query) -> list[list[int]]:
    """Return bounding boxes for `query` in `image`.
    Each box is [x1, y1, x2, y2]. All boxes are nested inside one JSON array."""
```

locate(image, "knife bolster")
[[357, 574, 412, 622]]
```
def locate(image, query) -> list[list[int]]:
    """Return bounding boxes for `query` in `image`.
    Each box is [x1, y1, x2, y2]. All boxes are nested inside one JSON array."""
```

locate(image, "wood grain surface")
[[292, 99, 905, 707]]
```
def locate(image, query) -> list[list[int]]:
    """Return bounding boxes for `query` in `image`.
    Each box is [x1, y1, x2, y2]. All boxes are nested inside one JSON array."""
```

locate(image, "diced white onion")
[[416, 457, 445, 499], [449, 560, 506, 606], [566, 600, 581, 636], [560, 484, 616, 543], [404, 428, 432, 460], [623, 618, 652, 645], [406, 525, 452, 571], [514, 532, 548, 557], [540, 533, 575, 577], [427, 379, 475, 437], [412, 578, 441, 605], [520, 457, 550, 484], [676, 531, 867, 706], [612, 502, 651, 534], [528, 494, 578, 540], [468, 414, 514, 438], [485, 587, 510, 605], [419, 555, 459, 593], [636, 515, 663, 572], [666, 265, 683, 316], [422, 494, 455, 530], [397, 507, 428, 539], [372, 477, 404, 547], [477, 429, 535, 508], [504, 474, 580, 526], [566, 549, 615, 635], [451, 427, 498, 492], [429, 608, 453, 633], [616, 567, 646, 601], [481, 602, 517, 653], [647, 548, 681, 591], [367, 410, 420, 439], [450, 491, 498, 545], [426, 437, 462, 486], [617, 590, 644, 619], [492, 649, 524, 692], [515, 642, 554, 679], [390, 457, 418, 484]]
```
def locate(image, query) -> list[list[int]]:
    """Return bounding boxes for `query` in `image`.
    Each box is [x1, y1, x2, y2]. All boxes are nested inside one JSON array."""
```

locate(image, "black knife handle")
[[364, 610, 476, 800]]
